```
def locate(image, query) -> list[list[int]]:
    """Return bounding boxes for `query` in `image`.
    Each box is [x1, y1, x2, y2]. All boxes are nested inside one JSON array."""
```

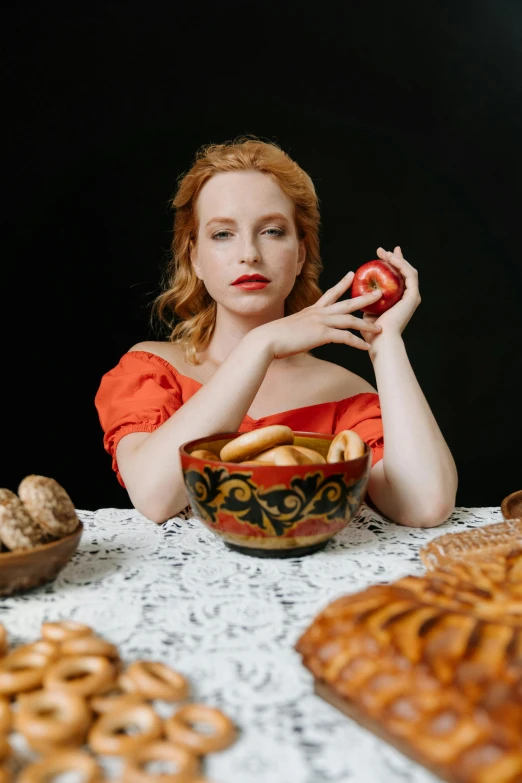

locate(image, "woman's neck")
[[199, 302, 284, 367]]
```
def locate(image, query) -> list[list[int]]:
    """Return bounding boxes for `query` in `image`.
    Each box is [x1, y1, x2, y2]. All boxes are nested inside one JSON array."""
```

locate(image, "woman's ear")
[[190, 241, 203, 280], [296, 239, 306, 275]]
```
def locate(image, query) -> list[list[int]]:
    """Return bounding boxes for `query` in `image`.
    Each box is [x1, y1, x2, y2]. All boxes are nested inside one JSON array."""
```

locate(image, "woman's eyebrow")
[[257, 212, 290, 224], [205, 213, 290, 228], [205, 217, 237, 228]]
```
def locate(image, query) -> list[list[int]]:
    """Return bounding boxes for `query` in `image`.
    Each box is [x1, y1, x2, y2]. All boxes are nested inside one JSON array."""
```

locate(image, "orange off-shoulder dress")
[[95, 351, 384, 487]]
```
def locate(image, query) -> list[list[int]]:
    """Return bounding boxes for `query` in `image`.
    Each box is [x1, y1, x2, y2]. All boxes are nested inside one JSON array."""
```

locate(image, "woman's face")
[[191, 170, 305, 318]]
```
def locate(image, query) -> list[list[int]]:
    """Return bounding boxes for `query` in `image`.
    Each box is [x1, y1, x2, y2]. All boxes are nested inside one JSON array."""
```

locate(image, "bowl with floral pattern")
[[179, 432, 371, 558]]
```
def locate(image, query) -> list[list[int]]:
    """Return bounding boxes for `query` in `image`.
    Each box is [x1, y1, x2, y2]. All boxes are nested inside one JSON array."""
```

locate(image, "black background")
[[3, 1, 521, 511]]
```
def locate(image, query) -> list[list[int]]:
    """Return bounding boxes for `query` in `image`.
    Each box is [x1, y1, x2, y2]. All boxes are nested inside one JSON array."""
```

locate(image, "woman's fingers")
[[377, 246, 417, 278], [323, 290, 383, 316], [324, 313, 382, 334], [327, 328, 372, 350], [348, 289, 383, 311], [316, 271, 354, 306]]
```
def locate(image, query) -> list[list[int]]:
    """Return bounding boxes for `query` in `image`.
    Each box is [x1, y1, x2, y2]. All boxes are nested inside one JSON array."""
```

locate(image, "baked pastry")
[[0, 489, 47, 551], [296, 551, 522, 783], [189, 449, 220, 460], [420, 518, 522, 571], [252, 445, 325, 466], [326, 429, 366, 462], [18, 476, 79, 537], [0, 620, 237, 777], [219, 425, 294, 462]]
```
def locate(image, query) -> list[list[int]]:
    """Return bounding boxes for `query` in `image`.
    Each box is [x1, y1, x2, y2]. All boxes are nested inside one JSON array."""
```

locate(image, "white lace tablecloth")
[[1, 504, 504, 782]]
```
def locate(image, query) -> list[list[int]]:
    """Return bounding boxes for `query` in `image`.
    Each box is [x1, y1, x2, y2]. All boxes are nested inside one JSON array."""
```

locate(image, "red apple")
[[351, 259, 406, 315]]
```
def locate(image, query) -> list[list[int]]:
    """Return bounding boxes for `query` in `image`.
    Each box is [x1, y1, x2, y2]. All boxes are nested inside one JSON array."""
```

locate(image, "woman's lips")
[[232, 281, 269, 290], [231, 275, 270, 290]]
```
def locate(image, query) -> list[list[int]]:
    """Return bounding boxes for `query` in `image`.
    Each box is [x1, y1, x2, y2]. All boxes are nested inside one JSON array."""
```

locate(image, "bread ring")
[[18, 475, 79, 537], [17, 749, 103, 783], [90, 687, 144, 714], [0, 626, 7, 657], [0, 697, 11, 733], [60, 635, 120, 665], [253, 445, 324, 466], [88, 703, 163, 755], [292, 445, 326, 463], [0, 735, 10, 763], [12, 640, 60, 663], [44, 655, 116, 697], [125, 661, 190, 701], [118, 671, 140, 693], [0, 649, 49, 695], [122, 740, 200, 783], [41, 620, 93, 642], [189, 449, 219, 460], [14, 689, 91, 751], [165, 704, 236, 755], [326, 429, 366, 462], [0, 488, 47, 551], [220, 425, 294, 463]]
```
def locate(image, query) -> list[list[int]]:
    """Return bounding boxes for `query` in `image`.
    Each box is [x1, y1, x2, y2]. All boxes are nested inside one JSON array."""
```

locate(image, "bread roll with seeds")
[[18, 476, 78, 537], [0, 489, 48, 551]]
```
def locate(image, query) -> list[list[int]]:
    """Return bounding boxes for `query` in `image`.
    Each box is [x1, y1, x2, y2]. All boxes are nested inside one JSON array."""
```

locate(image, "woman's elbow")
[[396, 496, 456, 528], [129, 490, 189, 525]]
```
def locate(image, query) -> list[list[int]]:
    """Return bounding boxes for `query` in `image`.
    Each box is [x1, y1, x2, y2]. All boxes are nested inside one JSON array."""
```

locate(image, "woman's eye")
[[264, 228, 284, 236], [212, 231, 231, 240]]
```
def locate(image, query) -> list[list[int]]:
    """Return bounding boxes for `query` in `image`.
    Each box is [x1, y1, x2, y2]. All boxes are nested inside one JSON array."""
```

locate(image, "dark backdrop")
[[3, 1, 521, 511]]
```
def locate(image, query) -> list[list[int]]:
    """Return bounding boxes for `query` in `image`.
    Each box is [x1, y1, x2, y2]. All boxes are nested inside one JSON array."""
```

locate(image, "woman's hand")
[[252, 272, 384, 360], [361, 246, 421, 348]]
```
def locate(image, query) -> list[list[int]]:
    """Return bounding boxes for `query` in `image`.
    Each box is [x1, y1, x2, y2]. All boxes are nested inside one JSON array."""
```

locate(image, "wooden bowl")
[[501, 489, 522, 521], [0, 522, 83, 596], [179, 432, 371, 558]]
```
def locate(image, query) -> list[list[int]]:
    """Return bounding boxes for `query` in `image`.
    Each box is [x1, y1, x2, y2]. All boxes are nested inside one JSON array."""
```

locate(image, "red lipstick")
[[231, 274, 270, 290]]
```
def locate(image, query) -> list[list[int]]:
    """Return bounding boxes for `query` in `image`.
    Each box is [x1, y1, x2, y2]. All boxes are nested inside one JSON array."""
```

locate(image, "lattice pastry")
[[296, 550, 522, 783], [420, 519, 522, 572]]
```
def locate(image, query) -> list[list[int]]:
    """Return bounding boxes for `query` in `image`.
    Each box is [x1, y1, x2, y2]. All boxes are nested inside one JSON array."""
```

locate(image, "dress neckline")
[[127, 350, 374, 423]]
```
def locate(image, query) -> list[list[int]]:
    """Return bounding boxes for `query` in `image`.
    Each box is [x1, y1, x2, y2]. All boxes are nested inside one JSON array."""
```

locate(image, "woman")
[[95, 137, 457, 525]]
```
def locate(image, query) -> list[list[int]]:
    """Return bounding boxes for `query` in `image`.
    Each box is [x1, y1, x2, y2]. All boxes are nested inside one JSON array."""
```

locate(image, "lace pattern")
[[2, 503, 503, 782]]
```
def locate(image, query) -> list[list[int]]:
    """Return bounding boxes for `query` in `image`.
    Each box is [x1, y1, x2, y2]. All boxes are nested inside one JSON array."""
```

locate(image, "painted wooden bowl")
[[0, 522, 83, 596], [179, 432, 371, 558]]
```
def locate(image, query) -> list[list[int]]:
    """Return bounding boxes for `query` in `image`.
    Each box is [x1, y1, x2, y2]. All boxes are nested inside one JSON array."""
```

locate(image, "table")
[[1, 503, 504, 782]]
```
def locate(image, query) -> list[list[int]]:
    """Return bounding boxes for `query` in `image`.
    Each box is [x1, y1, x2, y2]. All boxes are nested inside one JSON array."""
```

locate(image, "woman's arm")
[[365, 247, 458, 527], [116, 336, 274, 522], [116, 280, 383, 523]]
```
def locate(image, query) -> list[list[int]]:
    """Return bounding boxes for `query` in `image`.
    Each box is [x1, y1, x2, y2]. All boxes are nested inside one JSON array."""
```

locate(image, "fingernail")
[[365, 342, 372, 349], [345, 270, 354, 277]]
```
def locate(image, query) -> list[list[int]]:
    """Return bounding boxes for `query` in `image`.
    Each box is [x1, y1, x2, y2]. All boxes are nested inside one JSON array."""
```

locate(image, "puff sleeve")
[[334, 393, 384, 467], [94, 352, 183, 486]]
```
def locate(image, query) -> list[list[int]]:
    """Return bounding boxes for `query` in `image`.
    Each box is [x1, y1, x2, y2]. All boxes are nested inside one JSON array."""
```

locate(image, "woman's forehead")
[[197, 170, 295, 221]]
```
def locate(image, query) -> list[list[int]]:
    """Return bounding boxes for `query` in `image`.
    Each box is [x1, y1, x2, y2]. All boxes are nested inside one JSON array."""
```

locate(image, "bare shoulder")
[[128, 341, 184, 367], [298, 354, 377, 397]]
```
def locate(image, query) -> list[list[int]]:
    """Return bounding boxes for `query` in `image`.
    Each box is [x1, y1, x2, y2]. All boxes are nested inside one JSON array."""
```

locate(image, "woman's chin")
[[219, 298, 283, 320]]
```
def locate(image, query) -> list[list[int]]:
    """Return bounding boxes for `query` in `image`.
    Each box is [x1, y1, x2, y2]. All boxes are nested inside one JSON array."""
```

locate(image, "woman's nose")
[[239, 237, 260, 264]]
